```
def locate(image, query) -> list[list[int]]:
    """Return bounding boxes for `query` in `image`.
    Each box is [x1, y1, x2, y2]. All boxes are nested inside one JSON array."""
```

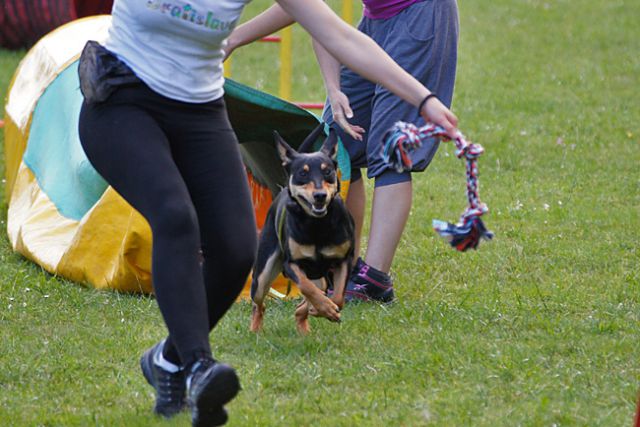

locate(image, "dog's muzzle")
[[311, 191, 328, 215]]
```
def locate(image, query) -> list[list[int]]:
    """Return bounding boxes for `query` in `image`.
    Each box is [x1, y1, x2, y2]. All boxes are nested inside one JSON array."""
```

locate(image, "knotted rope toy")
[[382, 122, 494, 251]]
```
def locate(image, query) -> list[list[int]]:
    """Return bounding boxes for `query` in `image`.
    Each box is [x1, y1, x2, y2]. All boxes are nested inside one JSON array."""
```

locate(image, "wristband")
[[418, 93, 438, 113]]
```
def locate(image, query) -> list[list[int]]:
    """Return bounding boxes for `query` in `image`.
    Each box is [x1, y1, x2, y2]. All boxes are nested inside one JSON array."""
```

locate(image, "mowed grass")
[[1, 0, 638, 426]]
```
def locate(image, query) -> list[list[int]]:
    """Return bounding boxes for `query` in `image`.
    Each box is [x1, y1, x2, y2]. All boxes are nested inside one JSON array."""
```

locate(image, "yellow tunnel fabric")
[[4, 16, 350, 299]]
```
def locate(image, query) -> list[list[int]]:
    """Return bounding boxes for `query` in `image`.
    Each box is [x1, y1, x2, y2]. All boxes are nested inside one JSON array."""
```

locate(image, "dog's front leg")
[[294, 299, 311, 335], [330, 261, 349, 310], [307, 278, 326, 317], [290, 264, 341, 323], [250, 303, 266, 333]]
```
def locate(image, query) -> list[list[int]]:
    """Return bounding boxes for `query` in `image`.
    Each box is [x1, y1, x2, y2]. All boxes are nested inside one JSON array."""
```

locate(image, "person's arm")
[[228, 4, 365, 140], [312, 39, 365, 141], [225, 5, 294, 60], [276, 0, 458, 135]]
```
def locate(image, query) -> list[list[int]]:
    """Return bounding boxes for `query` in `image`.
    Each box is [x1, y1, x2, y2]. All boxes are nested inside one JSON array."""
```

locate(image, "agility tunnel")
[[0, 0, 113, 49], [3, 16, 351, 298]]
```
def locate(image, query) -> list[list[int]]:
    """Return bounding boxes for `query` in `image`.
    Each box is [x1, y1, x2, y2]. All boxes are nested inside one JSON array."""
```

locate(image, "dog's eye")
[[298, 170, 308, 178], [323, 168, 334, 177]]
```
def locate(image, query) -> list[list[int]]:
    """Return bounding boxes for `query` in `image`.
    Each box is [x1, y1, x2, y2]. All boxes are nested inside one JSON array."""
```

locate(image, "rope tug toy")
[[382, 122, 494, 251]]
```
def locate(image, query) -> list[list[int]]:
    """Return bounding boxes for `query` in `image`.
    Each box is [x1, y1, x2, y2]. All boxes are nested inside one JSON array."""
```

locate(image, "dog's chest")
[[285, 213, 352, 266], [287, 238, 351, 262], [287, 236, 350, 280]]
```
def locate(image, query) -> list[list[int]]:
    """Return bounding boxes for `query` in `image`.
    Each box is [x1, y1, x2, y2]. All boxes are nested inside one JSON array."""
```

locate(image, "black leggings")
[[79, 83, 257, 367]]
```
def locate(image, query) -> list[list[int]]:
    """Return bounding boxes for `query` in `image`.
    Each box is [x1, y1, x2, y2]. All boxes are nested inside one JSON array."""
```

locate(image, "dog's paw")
[[296, 318, 311, 335], [329, 294, 345, 311], [311, 298, 341, 323]]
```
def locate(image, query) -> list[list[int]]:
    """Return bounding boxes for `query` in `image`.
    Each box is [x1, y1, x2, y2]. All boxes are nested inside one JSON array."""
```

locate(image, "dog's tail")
[[297, 123, 327, 153]]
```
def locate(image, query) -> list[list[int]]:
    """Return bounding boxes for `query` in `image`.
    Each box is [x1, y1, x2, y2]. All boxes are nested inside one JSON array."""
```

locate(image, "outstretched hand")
[[223, 37, 238, 62], [421, 96, 459, 139], [329, 89, 365, 141]]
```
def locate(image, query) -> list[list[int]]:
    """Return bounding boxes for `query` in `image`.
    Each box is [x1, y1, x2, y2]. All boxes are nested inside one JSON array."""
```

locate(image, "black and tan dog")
[[250, 129, 355, 334]]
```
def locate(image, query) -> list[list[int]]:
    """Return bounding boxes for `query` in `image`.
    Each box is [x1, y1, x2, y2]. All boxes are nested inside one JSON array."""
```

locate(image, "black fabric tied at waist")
[[78, 40, 141, 104]]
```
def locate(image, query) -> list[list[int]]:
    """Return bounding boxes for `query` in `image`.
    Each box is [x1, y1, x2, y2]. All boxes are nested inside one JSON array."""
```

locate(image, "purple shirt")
[[362, 0, 422, 19]]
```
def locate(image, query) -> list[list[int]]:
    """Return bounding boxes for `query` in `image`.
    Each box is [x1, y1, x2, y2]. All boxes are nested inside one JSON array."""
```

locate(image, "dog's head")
[[274, 129, 339, 218]]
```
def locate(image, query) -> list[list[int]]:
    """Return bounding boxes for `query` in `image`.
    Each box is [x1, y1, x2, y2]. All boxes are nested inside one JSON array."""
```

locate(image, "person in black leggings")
[[79, 82, 256, 423], [81, 0, 459, 423]]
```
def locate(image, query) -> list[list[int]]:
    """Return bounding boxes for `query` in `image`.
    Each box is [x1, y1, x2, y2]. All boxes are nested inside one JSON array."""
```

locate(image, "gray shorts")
[[323, 0, 459, 186]]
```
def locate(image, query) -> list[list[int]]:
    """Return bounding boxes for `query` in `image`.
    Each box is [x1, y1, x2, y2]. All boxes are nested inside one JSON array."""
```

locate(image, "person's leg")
[[79, 91, 212, 366], [366, 181, 412, 273], [79, 87, 216, 418], [149, 96, 251, 426], [161, 97, 257, 331], [345, 175, 365, 264], [347, 0, 459, 301], [81, 88, 247, 423]]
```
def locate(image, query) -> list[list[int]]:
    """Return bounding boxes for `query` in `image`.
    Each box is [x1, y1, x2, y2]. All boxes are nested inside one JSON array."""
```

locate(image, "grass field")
[[1, 0, 639, 426]]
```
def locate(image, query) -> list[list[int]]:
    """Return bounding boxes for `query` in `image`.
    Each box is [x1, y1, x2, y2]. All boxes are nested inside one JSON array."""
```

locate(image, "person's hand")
[[223, 36, 238, 62], [328, 89, 365, 141], [421, 96, 459, 139]]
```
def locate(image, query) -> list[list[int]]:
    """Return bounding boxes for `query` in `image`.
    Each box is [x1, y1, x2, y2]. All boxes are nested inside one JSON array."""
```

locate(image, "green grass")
[[1, 0, 639, 425]]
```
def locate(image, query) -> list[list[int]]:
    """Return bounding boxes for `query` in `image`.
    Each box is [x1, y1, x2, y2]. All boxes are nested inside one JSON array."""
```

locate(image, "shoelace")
[[156, 370, 185, 401], [382, 122, 494, 251]]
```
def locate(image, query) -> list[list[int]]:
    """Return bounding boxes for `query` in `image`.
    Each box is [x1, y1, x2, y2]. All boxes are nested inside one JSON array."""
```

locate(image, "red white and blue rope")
[[382, 122, 494, 251]]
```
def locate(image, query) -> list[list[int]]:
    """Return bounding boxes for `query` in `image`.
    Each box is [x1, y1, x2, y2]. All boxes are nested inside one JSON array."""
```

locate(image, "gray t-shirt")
[[106, 0, 250, 103]]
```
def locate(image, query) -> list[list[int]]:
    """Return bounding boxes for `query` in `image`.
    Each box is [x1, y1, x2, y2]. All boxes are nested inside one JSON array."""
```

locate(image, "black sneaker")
[[345, 259, 395, 303], [140, 341, 186, 418], [186, 358, 241, 427]]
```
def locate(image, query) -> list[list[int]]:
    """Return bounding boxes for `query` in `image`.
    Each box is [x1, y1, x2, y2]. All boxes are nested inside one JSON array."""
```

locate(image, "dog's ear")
[[320, 129, 338, 162], [274, 131, 297, 167]]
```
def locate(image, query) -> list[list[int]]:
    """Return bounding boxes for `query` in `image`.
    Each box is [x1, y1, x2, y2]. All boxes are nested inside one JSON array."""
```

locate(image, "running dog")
[[250, 128, 354, 334]]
